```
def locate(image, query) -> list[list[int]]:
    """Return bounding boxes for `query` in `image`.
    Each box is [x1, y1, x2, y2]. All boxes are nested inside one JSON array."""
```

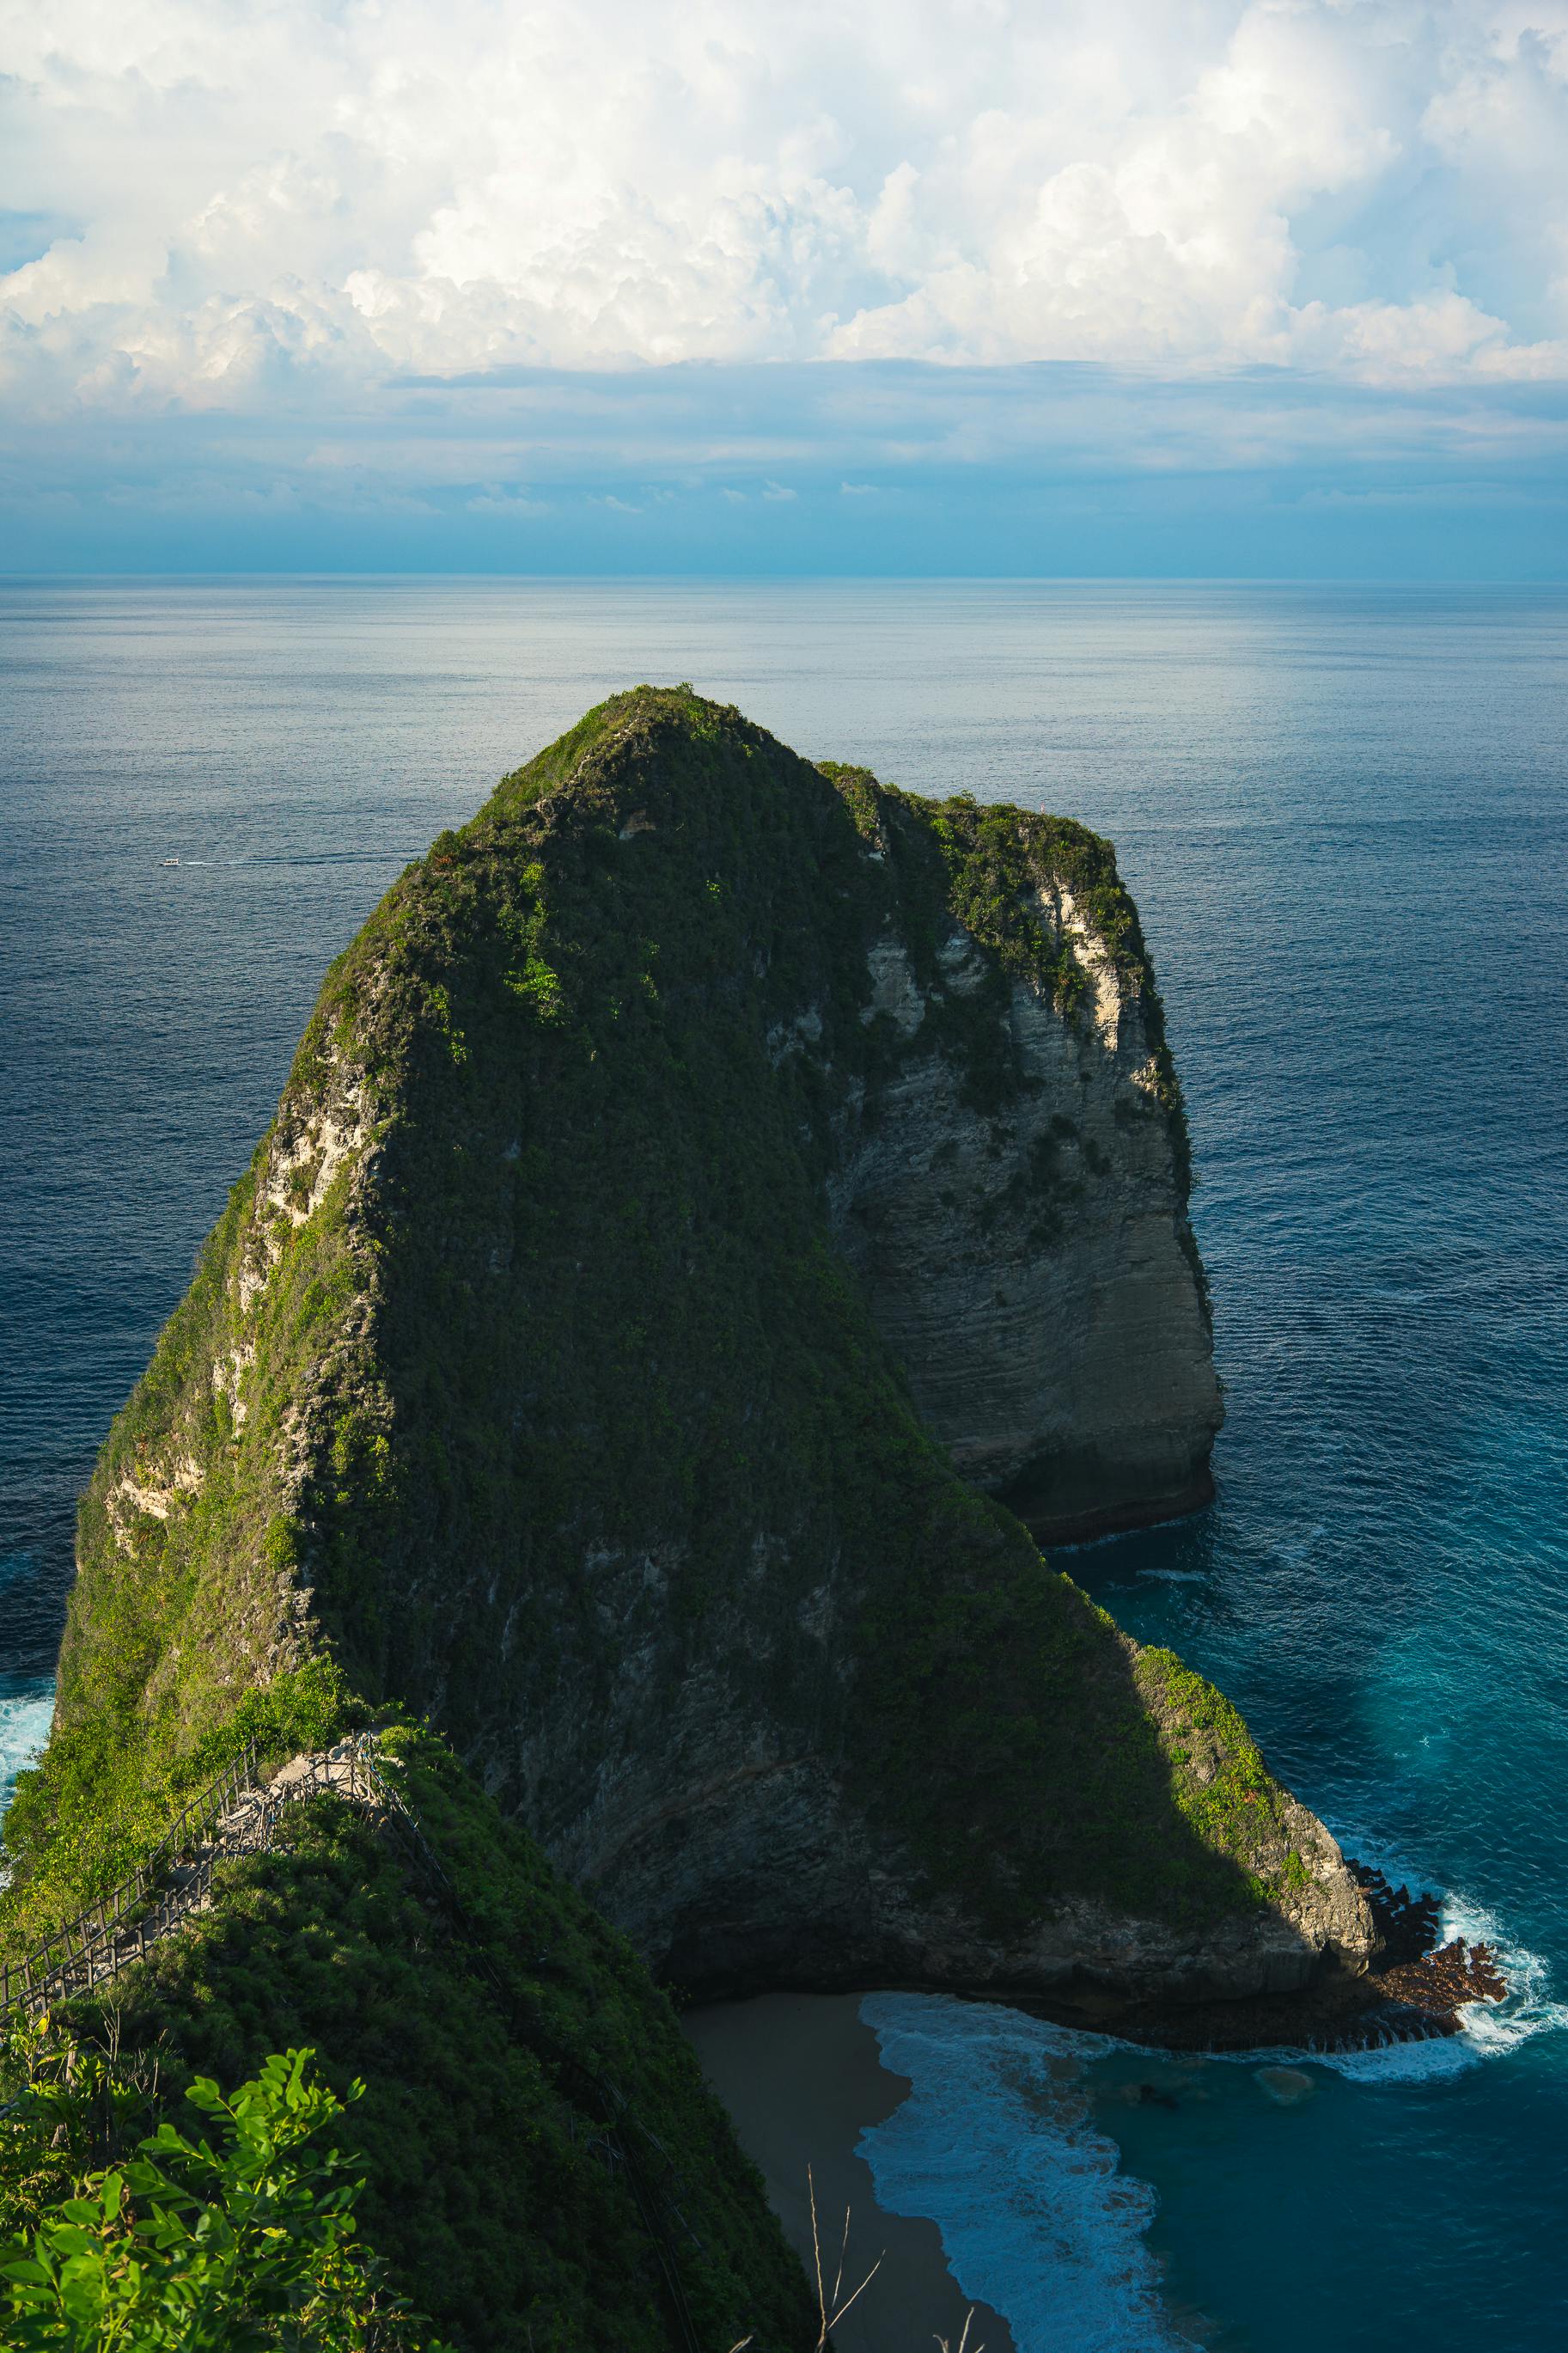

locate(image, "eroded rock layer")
[[824, 808, 1223, 1539]]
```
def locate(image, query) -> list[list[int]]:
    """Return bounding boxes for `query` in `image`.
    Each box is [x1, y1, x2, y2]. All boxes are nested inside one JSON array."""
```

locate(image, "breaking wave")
[[858, 1991, 1194, 2353], [0, 1678, 53, 1831]]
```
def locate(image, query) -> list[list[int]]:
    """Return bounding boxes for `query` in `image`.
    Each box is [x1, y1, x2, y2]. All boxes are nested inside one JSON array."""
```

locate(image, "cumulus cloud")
[[3, 0, 1568, 426]]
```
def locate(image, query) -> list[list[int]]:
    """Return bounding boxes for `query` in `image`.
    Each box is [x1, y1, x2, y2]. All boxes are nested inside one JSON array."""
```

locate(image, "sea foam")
[[857, 1991, 1192, 2353], [1313, 1879, 1568, 2083], [1347, 1828, 1568, 2077], [0, 1680, 53, 1830], [855, 1870, 1568, 2353], [1212, 1830, 1568, 2085]]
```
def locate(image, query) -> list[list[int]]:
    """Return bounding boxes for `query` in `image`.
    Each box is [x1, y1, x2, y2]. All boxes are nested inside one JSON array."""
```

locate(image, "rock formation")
[[39, 687, 1374, 2017], [823, 782, 1223, 1540]]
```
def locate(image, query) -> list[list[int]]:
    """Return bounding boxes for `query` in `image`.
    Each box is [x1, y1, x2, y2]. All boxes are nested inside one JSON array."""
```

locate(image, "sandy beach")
[[685, 1992, 1015, 2353]]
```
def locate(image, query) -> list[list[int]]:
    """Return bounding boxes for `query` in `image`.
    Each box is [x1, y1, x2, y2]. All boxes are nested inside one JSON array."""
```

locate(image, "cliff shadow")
[[839, 1482, 1337, 2008]]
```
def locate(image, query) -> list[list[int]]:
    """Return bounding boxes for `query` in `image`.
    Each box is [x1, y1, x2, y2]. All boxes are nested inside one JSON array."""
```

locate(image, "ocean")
[[3, 578, 1565, 2349]]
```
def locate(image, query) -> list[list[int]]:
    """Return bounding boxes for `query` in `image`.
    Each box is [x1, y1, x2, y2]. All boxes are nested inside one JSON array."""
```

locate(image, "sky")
[[3, 0, 1568, 574]]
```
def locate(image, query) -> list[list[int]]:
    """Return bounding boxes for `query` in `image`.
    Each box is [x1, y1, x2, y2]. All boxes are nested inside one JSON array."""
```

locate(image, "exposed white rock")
[[830, 902, 1221, 1539], [766, 1006, 824, 1065], [107, 1454, 205, 1547], [239, 1069, 369, 1311], [1047, 881, 1123, 1045]]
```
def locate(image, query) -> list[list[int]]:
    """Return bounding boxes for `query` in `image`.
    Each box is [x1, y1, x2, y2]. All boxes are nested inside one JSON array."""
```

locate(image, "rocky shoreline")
[[1346, 1862, 1507, 2028], [1004, 1862, 1506, 2056]]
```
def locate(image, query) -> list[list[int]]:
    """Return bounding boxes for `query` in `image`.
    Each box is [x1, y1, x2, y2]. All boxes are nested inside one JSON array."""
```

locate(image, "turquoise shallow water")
[[3, 579, 1565, 2346]]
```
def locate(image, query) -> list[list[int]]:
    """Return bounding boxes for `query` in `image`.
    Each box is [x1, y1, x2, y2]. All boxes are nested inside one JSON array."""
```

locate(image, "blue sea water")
[[3, 578, 1565, 2348]]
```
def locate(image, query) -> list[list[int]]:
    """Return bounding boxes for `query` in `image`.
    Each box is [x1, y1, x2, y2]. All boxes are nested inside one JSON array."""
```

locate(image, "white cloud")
[[466, 487, 551, 516], [1, 0, 1566, 427]]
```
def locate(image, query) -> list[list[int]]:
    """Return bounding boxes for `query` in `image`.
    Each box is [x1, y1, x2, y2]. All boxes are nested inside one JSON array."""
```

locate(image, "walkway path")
[[1, 1737, 386, 2021]]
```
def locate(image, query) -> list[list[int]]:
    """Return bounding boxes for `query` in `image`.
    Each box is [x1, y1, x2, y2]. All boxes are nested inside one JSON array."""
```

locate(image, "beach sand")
[[685, 1991, 1016, 2353]]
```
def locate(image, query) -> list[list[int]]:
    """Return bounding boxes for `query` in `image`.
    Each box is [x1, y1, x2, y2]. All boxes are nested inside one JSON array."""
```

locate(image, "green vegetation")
[[3, 1732, 814, 2353], [924, 794, 1193, 1183], [4, 688, 1266, 1942], [1, 1660, 363, 1968], [850, 1477, 1295, 1930], [1, 686, 1293, 2345], [1, 2037, 444, 2350]]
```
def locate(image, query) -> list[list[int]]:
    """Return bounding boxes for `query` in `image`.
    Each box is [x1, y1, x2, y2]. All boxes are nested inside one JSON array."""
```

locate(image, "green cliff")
[[3, 687, 1374, 2344]]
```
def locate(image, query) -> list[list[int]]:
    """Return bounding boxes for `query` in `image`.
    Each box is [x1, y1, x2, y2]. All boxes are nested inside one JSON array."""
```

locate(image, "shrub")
[[0, 2034, 446, 2351]]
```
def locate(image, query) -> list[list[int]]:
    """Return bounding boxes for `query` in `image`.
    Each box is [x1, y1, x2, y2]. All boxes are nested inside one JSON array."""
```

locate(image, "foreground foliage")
[[3, 1730, 814, 2353], [0, 2034, 444, 2350]]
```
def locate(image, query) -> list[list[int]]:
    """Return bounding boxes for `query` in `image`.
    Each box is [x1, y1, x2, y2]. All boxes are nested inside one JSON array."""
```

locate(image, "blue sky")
[[4, 0, 1568, 575]]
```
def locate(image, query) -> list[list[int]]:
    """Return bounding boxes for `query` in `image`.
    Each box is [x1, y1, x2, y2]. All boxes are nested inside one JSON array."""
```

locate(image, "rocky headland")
[[3, 686, 1422, 2347], [1015, 1862, 1504, 2054]]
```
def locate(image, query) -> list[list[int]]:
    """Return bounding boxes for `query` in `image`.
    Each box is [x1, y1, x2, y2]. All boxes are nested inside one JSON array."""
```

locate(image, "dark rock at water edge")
[[1001, 1859, 1506, 2054]]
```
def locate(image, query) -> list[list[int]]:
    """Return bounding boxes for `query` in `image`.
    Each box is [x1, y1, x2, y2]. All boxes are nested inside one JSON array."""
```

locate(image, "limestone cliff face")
[[41, 688, 1373, 2012], [828, 900, 1221, 1542]]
